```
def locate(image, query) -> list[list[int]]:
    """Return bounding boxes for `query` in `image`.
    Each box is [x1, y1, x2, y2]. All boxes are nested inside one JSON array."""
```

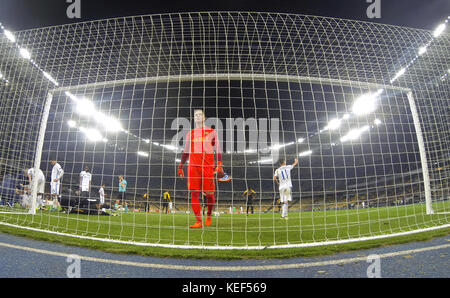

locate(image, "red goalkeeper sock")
[[206, 193, 215, 216], [190, 191, 202, 221]]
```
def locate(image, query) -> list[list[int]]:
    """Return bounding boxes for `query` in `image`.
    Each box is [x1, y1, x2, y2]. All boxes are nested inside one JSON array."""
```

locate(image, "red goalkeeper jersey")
[[182, 126, 221, 167]]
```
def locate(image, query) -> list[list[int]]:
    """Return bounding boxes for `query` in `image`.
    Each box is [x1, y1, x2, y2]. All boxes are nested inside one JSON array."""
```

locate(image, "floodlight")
[[390, 68, 406, 83], [4, 30, 15, 43], [340, 129, 360, 143], [19, 48, 31, 60], [137, 151, 149, 157], [360, 125, 370, 132], [326, 118, 342, 130], [433, 23, 446, 38], [67, 120, 77, 128], [352, 93, 379, 116], [80, 127, 103, 142], [395, 68, 406, 78], [418, 46, 427, 56], [161, 144, 178, 151], [270, 144, 284, 150], [43, 72, 59, 86], [65, 91, 78, 102], [299, 150, 313, 157], [257, 158, 274, 164], [340, 126, 370, 143], [95, 113, 123, 132], [76, 99, 96, 116]]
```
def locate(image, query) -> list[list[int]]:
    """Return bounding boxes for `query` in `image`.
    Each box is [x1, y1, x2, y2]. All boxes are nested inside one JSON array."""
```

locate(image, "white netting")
[[0, 12, 449, 248]]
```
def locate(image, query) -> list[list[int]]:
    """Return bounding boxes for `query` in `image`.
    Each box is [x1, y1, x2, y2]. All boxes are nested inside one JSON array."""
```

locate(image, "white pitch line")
[[1, 221, 449, 250], [0, 240, 449, 271]]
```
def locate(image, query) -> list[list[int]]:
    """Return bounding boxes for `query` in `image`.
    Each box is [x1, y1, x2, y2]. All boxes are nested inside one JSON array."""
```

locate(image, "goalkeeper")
[[178, 109, 224, 228]]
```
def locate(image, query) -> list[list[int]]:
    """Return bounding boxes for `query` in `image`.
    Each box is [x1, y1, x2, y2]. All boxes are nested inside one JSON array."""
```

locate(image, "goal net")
[[0, 13, 448, 248]]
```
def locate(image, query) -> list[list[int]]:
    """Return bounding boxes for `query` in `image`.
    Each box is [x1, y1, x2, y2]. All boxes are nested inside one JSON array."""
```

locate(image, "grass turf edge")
[[0, 223, 448, 260]]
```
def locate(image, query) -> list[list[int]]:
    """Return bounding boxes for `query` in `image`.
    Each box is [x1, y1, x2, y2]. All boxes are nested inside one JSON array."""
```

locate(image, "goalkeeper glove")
[[214, 161, 225, 178], [178, 164, 184, 178]]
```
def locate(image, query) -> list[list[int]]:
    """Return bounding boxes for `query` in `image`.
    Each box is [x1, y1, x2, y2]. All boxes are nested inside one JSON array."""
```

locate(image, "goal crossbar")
[[50, 73, 411, 94]]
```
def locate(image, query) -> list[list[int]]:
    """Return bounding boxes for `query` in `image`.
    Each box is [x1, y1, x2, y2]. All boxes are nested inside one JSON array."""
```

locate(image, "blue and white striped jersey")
[[274, 165, 294, 190]]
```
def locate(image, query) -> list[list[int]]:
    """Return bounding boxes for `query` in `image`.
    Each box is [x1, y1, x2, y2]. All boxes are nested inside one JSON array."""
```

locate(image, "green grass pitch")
[[1, 201, 448, 250]]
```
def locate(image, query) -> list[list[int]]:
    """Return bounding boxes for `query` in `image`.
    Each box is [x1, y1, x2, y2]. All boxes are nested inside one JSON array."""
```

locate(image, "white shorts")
[[50, 182, 60, 195], [21, 195, 32, 208], [36, 179, 45, 194], [279, 187, 292, 203]]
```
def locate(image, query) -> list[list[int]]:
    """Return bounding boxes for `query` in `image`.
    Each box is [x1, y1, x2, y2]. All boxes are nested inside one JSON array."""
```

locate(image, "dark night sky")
[[0, 0, 449, 31]]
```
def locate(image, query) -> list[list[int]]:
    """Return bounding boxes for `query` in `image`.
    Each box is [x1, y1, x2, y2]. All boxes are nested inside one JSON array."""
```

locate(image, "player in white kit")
[[26, 167, 46, 208], [79, 166, 92, 197], [79, 166, 93, 212], [96, 183, 110, 213], [98, 184, 105, 205], [50, 158, 64, 204], [273, 158, 298, 219]]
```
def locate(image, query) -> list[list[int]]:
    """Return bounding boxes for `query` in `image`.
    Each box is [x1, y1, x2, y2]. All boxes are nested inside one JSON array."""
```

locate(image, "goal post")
[[29, 91, 54, 215], [406, 91, 433, 215]]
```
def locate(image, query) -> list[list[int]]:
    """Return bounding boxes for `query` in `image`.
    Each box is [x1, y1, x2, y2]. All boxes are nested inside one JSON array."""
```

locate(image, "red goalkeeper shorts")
[[187, 166, 215, 192]]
